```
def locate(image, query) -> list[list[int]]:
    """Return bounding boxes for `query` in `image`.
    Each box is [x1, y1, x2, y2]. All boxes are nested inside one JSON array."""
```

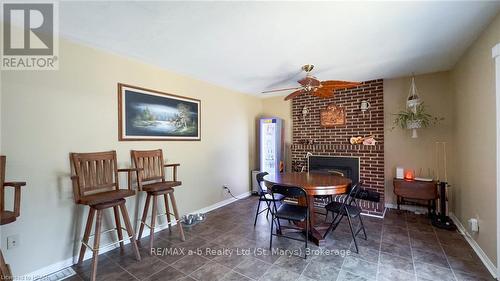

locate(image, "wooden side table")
[[393, 178, 438, 215]]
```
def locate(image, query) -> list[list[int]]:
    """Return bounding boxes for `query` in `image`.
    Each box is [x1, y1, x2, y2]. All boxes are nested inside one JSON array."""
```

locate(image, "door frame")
[[492, 42, 500, 278]]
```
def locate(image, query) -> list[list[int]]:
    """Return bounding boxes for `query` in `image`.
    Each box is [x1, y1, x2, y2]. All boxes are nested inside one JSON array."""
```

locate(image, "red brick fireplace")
[[291, 79, 385, 215]]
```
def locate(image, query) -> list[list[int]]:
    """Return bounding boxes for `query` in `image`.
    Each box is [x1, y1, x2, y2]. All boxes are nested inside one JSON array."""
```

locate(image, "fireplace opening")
[[308, 156, 360, 184]]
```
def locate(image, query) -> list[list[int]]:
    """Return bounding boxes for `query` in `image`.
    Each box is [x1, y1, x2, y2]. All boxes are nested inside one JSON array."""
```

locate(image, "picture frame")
[[118, 83, 201, 141], [320, 104, 346, 127]]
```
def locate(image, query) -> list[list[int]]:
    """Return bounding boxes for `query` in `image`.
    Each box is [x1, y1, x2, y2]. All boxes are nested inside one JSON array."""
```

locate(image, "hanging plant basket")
[[392, 104, 442, 138], [406, 120, 422, 129]]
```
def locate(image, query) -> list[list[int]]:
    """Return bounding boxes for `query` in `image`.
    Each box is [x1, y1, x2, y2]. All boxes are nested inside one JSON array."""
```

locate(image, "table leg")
[[296, 195, 327, 247]]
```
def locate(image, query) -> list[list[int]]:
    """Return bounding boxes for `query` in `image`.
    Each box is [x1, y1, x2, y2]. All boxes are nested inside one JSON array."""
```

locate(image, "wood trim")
[[117, 83, 202, 141]]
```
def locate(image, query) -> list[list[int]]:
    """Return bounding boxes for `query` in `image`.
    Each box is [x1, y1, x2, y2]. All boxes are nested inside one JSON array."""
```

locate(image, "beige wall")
[[384, 72, 454, 205], [451, 14, 500, 265], [261, 97, 292, 172], [0, 39, 262, 275]]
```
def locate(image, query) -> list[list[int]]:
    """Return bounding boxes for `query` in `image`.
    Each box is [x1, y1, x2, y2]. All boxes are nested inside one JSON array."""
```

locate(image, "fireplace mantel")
[[292, 144, 383, 152]]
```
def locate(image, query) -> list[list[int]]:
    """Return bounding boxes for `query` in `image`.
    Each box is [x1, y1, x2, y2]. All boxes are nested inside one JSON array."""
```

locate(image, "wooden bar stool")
[[0, 156, 26, 279], [131, 149, 185, 250], [70, 151, 141, 281]]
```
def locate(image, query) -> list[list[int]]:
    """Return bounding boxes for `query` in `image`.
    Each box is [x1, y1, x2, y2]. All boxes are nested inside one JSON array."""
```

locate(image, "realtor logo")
[[1, 2, 58, 70]]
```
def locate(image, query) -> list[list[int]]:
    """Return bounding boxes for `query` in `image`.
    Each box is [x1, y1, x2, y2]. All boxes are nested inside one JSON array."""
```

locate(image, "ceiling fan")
[[262, 64, 361, 101]]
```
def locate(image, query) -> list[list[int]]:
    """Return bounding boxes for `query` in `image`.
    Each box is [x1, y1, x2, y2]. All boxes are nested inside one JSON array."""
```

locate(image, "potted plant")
[[392, 103, 442, 138]]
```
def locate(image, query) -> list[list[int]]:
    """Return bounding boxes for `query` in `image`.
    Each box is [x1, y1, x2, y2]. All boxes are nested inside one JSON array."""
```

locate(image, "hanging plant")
[[392, 103, 443, 137]]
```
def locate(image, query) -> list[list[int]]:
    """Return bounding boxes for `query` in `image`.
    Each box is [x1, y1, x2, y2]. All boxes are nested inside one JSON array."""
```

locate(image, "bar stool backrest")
[[0, 156, 5, 214], [70, 151, 119, 202], [131, 149, 165, 185]]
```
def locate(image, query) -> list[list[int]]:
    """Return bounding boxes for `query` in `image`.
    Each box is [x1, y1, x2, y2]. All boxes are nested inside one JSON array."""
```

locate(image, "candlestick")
[[443, 142, 447, 182], [435, 142, 439, 181]]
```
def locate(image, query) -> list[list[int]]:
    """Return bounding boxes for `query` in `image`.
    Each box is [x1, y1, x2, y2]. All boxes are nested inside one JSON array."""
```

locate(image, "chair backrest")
[[131, 149, 165, 182], [0, 156, 5, 213], [255, 172, 268, 193], [70, 151, 119, 201], [339, 182, 362, 206], [270, 184, 308, 207]]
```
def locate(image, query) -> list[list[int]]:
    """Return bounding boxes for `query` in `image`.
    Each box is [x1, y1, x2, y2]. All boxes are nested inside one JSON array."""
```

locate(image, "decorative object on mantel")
[[320, 104, 346, 127], [349, 136, 376, 145], [359, 100, 371, 119], [302, 106, 309, 120], [261, 64, 361, 100], [391, 76, 443, 138]]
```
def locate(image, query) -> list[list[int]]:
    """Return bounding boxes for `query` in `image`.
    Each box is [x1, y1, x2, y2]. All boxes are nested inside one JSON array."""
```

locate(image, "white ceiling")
[[59, 1, 500, 96]]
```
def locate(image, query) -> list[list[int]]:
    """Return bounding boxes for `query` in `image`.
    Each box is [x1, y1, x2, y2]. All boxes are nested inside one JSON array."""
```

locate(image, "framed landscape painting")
[[118, 83, 201, 141]]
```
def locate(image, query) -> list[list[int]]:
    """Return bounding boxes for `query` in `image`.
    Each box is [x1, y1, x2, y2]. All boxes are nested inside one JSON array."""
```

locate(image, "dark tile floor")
[[68, 196, 494, 281]]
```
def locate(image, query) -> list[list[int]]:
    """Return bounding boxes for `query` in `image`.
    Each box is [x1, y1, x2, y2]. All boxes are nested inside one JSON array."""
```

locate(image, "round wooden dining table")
[[264, 172, 352, 246]]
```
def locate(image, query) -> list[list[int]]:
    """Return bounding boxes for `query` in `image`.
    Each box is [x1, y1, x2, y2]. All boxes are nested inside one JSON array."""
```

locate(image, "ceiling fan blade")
[[284, 89, 306, 101], [313, 89, 334, 99], [321, 80, 361, 88], [261, 86, 303, 94]]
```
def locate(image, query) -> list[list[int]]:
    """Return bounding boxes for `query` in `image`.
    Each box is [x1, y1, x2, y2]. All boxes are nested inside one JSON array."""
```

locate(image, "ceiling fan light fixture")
[[302, 64, 314, 73]]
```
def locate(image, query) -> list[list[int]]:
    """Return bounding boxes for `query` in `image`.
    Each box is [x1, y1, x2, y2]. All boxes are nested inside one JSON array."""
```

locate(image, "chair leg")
[[346, 215, 358, 254], [78, 208, 96, 264], [164, 194, 172, 232], [0, 250, 11, 279], [323, 212, 341, 239], [150, 195, 158, 250], [113, 206, 124, 249], [269, 214, 274, 250], [168, 192, 185, 241], [119, 203, 141, 261], [254, 200, 261, 226], [358, 215, 367, 240], [90, 210, 102, 281], [138, 193, 151, 241], [272, 202, 282, 234], [305, 215, 309, 259]]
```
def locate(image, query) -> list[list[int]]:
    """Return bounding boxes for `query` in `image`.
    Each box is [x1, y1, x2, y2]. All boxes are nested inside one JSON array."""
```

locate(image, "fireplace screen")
[[308, 156, 360, 184]]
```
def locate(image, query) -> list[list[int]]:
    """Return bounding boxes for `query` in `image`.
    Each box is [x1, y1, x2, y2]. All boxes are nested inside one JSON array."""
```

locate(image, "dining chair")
[[269, 184, 309, 259], [253, 172, 284, 226], [70, 151, 141, 281], [131, 149, 185, 251], [0, 156, 26, 279], [322, 182, 367, 253]]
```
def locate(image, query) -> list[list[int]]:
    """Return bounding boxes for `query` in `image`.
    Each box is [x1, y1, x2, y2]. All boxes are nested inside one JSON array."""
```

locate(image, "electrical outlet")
[[7, 234, 19, 250]]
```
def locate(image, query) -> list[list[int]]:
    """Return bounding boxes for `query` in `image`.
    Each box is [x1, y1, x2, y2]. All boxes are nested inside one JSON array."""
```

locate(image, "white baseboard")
[[449, 212, 498, 279], [27, 191, 251, 280]]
